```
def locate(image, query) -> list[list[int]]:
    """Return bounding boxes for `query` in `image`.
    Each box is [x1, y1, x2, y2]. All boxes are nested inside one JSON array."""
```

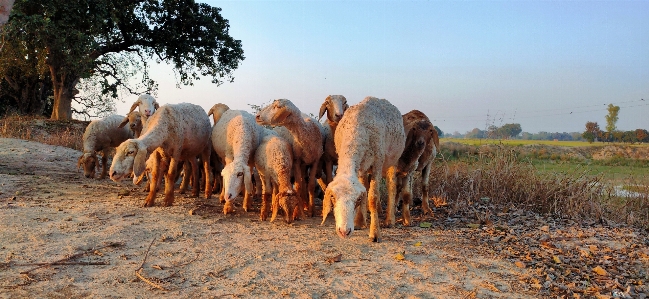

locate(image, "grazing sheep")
[[118, 111, 144, 138], [254, 133, 299, 223], [318, 95, 349, 186], [321, 96, 405, 242], [128, 94, 160, 121], [208, 104, 263, 214], [109, 103, 213, 207], [256, 99, 324, 218], [391, 110, 438, 227], [78, 114, 134, 179]]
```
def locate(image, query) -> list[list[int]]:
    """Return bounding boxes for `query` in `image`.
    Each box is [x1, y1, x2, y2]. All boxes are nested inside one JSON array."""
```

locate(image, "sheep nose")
[[85, 174, 91, 178], [335, 113, 343, 121], [337, 227, 352, 238], [111, 171, 117, 177]]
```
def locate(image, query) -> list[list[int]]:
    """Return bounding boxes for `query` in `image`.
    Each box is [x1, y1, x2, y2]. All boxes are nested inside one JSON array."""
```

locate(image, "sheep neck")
[[281, 115, 318, 165], [137, 124, 170, 154]]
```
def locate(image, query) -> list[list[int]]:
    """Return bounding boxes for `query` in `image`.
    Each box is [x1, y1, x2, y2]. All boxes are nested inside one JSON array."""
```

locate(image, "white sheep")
[[256, 99, 324, 218], [391, 110, 439, 227], [318, 95, 349, 186], [208, 104, 263, 214], [109, 103, 213, 207], [77, 114, 134, 179], [128, 94, 159, 121], [254, 133, 299, 223], [321, 96, 405, 242]]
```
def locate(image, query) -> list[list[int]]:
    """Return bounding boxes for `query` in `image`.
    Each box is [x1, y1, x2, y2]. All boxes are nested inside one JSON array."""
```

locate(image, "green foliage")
[[605, 104, 620, 133], [433, 125, 443, 138], [1, 0, 245, 119]]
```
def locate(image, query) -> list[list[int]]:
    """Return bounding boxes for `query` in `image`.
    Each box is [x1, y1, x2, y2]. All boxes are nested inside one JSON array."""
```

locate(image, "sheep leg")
[[382, 167, 399, 228], [144, 154, 165, 207], [259, 172, 270, 221], [163, 158, 179, 207], [270, 184, 280, 223], [354, 174, 369, 229], [420, 163, 434, 216], [189, 157, 200, 198], [201, 148, 213, 199], [99, 149, 109, 180], [401, 173, 414, 227], [179, 161, 191, 194], [368, 170, 384, 242], [242, 164, 255, 213], [292, 161, 306, 220], [306, 163, 318, 217]]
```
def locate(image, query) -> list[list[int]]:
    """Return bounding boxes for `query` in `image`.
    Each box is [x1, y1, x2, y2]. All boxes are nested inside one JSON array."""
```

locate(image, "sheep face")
[[118, 111, 143, 138], [78, 153, 97, 178], [110, 139, 147, 183], [129, 94, 159, 118], [407, 120, 435, 152], [221, 162, 252, 202], [255, 99, 294, 126], [319, 95, 348, 122], [274, 190, 298, 224], [322, 178, 365, 239]]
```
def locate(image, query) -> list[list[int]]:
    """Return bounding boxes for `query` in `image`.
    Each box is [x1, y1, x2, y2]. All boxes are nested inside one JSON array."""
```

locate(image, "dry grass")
[[0, 115, 87, 151], [426, 146, 649, 229]]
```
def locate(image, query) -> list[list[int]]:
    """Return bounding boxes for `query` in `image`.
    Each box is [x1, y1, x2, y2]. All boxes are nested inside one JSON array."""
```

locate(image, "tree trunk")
[[49, 64, 79, 120]]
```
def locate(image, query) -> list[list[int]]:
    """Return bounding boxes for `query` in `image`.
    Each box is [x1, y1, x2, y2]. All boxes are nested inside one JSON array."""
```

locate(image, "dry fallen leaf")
[[540, 225, 550, 232], [326, 254, 342, 264], [553, 255, 562, 264], [395, 252, 405, 261], [419, 222, 432, 228], [414, 242, 422, 247], [592, 266, 607, 276], [515, 261, 526, 268], [467, 223, 480, 229]]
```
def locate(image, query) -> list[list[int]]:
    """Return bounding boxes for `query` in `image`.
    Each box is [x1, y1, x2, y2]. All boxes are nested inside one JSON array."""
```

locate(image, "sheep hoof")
[[369, 236, 381, 243], [143, 201, 155, 207]]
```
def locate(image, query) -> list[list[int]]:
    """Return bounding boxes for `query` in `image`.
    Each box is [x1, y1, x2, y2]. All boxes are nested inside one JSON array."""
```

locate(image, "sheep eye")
[[127, 150, 135, 155], [237, 172, 243, 177]]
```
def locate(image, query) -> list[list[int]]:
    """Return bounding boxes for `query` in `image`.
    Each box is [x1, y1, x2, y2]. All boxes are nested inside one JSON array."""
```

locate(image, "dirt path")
[[0, 138, 646, 298]]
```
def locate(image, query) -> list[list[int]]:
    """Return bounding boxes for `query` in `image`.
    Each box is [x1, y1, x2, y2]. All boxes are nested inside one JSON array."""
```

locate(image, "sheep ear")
[[133, 144, 147, 177], [272, 107, 291, 124], [318, 102, 327, 121], [153, 101, 160, 110], [129, 100, 140, 113], [243, 165, 253, 197], [321, 188, 333, 225], [431, 127, 440, 150], [118, 116, 129, 129], [77, 155, 84, 170]]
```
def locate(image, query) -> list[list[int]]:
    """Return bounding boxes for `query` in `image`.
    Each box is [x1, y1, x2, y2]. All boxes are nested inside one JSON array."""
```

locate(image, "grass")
[[444, 138, 649, 147], [0, 115, 87, 151]]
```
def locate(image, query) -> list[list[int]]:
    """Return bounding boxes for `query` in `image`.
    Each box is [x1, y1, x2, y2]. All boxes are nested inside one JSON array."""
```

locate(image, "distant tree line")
[[581, 104, 648, 144], [445, 123, 585, 141]]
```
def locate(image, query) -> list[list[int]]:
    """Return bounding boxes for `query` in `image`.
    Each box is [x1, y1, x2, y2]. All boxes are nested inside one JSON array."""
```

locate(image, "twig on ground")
[[19, 242, 122, 274], [134, 235, 168, 291], [13, 261, 109, 267]]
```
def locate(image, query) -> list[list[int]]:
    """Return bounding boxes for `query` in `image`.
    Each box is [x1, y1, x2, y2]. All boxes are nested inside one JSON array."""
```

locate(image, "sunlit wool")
[[318, 95, 349, 188], [78, 114, 134, 179], [321, 96, 405, 242], [110, 103, 213, 207]]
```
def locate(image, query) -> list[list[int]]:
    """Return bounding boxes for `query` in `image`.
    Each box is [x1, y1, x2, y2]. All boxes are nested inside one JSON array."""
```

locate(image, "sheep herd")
[[78, 94, 439, 242]]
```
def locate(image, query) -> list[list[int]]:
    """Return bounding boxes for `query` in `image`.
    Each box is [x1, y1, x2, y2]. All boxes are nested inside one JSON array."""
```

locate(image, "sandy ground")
[[0, 138, 646, 298]]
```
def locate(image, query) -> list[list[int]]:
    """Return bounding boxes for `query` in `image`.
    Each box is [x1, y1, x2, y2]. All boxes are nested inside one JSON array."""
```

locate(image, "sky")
[[112, 0, 649, 135]]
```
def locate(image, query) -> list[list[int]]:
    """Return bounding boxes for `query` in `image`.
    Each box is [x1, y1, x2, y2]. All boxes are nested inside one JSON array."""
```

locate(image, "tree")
[[2, 0, 244, 120], [605, 104, 620, 133], [635, 129, 649, 143], [497, 123, 522, 139], [583, 121, 601, 143], [434, 126, 443, 138], [465, 128, 485, 139]]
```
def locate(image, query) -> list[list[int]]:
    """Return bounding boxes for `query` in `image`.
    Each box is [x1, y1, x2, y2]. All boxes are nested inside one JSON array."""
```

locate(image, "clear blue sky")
[[113, 0, 649, 134]]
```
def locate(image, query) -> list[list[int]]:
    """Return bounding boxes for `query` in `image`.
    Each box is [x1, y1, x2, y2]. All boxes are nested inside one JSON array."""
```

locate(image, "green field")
[[442, 138, 649, 148]]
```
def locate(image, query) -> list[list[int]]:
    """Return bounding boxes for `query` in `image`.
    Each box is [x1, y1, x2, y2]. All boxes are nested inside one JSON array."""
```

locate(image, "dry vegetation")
[[1, 117, 648, 298]]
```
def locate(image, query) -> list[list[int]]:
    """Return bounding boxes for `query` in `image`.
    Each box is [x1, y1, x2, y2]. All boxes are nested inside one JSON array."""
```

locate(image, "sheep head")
[[221, 162, 252, 202], [129, 94, 159, 118], [207, 103, 230, 124], [110, 139, 147, 183], [255, 99, 295, 126], [318, 95, 348, 123], [78, 152, 98, 179], [322, 177, 365, 239], [118, 111, 143, 138], [271, 190, 298, 224]]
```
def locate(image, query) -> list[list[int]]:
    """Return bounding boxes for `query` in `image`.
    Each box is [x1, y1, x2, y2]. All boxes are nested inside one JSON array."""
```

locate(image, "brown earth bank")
[[0, 137, 648, 298]]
